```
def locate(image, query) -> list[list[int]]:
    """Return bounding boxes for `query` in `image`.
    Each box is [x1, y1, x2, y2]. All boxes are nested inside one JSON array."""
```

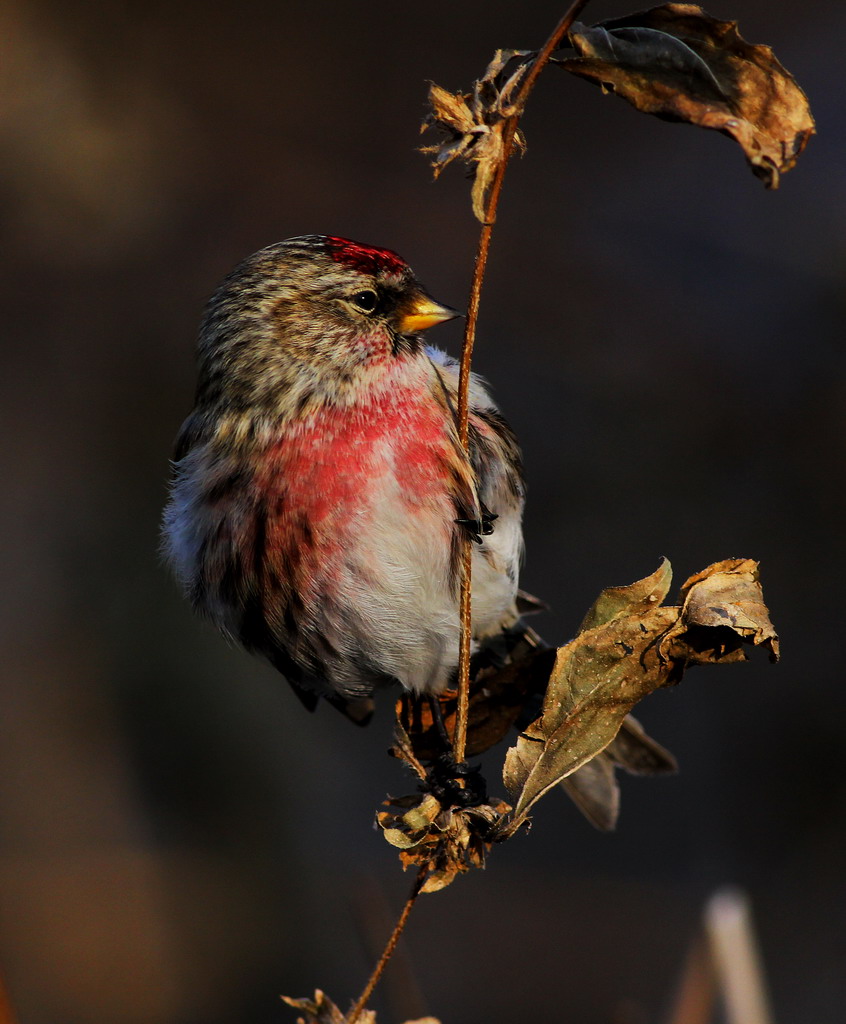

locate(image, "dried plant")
[[284, 3, 811, 1021]]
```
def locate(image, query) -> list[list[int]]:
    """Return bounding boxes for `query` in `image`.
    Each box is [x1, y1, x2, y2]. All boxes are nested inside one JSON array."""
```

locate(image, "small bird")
[[162, 235, 524, 723]]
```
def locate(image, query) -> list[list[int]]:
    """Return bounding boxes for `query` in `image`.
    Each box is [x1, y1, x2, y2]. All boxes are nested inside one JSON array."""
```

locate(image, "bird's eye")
[[349, 290, 379, 313]]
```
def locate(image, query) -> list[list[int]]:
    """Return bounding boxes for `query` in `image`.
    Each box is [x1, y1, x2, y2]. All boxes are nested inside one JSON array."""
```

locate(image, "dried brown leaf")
[[661, 557, 780, 661], [502, 558, 777, 828], [427, 83, 475, 136], [560, 752, 620, 831], [580, 556, 674, 631], [522, 559, 674, 830], [388, 559, 771, 848], [557, 3, 814, 187], [607, 714, 678, 776], [281, 991, 441, 1024], [379, 793, 442, 850], [560, 715, 677, 831], [377, 791, 510, 893], [282, 990, 359, 1024], [478, 49, 534, 97], [421, 51, 532, 222], [469, 127, 505, 222], [388, 713, 429, 781]]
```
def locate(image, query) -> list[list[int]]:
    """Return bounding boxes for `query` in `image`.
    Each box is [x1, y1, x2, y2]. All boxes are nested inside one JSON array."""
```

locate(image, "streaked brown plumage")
[[162, 235, 524, 720]]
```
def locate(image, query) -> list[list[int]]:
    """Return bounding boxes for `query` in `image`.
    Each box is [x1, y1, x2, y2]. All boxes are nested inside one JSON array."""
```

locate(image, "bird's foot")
[[455, 505, 498, 544], [428, 751, 488, 808]]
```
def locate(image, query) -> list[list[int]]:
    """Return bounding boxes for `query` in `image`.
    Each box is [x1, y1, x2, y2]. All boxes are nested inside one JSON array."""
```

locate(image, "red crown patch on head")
[[323, 236, 409, 278]]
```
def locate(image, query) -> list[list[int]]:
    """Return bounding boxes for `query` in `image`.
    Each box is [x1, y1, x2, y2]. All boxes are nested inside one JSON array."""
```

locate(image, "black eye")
[[350, 290, 378, 313]]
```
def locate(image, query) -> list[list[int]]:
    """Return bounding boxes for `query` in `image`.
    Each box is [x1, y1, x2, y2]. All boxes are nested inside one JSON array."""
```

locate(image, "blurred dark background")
[[0, 1, 842, 1022]]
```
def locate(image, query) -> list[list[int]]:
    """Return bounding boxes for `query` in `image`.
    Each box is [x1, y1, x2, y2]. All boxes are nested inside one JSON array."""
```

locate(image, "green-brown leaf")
[[502, 558, 778, 827]]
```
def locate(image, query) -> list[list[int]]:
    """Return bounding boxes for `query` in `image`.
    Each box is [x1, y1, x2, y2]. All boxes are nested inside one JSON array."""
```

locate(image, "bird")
[[162, 234, 524, 725]]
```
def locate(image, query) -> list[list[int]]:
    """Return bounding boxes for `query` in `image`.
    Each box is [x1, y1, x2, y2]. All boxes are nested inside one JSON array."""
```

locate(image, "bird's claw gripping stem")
[[428, 752, 488, 808], [455, 506, 498, 544]]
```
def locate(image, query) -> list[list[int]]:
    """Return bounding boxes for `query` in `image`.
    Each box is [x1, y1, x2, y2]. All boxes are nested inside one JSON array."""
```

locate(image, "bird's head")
[[194, 235, 459, 418]]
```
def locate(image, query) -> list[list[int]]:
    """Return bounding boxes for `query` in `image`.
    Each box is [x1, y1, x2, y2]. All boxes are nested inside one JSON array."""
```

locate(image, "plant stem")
[[347, 869, 427, 1024], [351, 4, 597, 1008], [452, 0, 592, 763], [453, 542, 473, 761]]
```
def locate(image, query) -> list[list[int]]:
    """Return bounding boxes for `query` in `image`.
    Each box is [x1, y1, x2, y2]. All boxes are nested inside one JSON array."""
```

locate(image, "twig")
[[351, 876, 429, 1022], [452, 541, 474, 761], [350, 3, 597, 1007], [452, 0, 593, 762], [347, 868, 427, 1024]]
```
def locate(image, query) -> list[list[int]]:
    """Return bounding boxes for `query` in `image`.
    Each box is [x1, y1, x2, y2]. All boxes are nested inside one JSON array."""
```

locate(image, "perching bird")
[[162, 235, 524, 723]]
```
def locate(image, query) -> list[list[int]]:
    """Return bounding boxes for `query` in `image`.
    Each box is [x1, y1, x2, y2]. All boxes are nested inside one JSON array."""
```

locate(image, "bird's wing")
[[424, 345, 524, 521]]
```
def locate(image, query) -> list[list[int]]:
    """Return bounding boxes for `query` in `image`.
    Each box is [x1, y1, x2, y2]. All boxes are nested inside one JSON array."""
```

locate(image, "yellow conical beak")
[[399, 292, 461, 334]]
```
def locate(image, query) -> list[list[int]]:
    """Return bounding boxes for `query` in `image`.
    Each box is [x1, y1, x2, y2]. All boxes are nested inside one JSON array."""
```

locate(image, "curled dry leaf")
[[383, 715, 513, 893], [377, 790, 511, 893], [660, 557, 780, 660], [502, 558, 778, 828], [282, 990, 364, 1024], [282, 990, 440, 1024], [421, 49, 532, 221], [557, 3, 814, 187]]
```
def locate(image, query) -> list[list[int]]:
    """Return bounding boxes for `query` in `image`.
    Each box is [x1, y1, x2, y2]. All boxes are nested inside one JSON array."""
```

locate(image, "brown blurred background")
[[0, 1, 843, 1022]]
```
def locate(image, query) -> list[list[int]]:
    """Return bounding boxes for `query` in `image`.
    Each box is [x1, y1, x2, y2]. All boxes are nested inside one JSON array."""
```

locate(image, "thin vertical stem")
[[347, 869, 427, 1024], [452, 0, 592, 763], [452, 541, 474, 761], [352, 4, 597, 1009]]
